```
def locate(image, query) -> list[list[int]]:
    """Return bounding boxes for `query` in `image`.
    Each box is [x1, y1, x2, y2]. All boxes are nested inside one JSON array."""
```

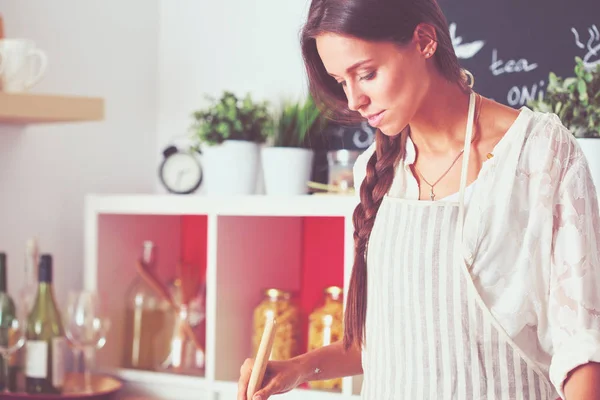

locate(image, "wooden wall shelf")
[[0, 92, 104, 123]]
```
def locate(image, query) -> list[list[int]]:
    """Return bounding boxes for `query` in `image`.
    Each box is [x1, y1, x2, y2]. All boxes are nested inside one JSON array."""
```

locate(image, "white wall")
[[0, 0, 314, 304], [0, 0, 159, 306], [156, 0, 312, 193]]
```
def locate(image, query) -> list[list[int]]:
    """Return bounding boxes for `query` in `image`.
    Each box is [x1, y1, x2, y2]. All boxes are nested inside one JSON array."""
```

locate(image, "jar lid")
[[265, 288, 290, 300], [324, 286, 343, 299]]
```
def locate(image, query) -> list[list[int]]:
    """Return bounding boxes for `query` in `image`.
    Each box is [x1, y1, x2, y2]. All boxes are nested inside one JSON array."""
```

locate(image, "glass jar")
[[123, 241, 173, 370], [307, 286, 344, 391], [158, 276, 206, 375], [252, 289, 300, 361], [327, 150, 361, 193]]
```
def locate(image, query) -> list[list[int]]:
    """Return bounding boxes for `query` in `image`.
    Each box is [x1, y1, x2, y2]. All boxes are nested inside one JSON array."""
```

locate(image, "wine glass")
[[0, 317, 26, 393], [64, 290, 111, 393]]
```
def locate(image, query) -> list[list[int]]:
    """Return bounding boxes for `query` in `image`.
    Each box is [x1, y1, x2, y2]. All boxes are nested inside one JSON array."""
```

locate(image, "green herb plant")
[[528, 57, 600, 138], [268, 95, 327, 148], [190, 91, 273, 146]]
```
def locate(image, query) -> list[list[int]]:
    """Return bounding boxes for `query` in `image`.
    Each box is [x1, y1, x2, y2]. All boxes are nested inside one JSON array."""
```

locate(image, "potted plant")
[[261, 95, 327, 195], [190, 91, 272, 195], [528, 56, 600, 186]]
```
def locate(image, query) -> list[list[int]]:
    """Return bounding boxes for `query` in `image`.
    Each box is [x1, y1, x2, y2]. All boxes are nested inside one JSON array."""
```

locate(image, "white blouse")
[[353, 106, 600, 399]]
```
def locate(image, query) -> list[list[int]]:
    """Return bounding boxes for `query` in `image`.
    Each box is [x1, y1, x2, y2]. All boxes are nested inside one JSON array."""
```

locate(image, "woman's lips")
[[366, 111, 385, 127]]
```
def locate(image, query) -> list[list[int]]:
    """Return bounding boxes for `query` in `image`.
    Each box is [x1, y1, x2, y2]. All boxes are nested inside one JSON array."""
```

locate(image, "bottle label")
[[25, 340, 48, 378], [52, 337, 66, 387]]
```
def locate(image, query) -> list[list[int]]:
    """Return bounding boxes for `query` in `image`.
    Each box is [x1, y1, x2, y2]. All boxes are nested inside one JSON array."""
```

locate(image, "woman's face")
[[316, 32, 431, 136]]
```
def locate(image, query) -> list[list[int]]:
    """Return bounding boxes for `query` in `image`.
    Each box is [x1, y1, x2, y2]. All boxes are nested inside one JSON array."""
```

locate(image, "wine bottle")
[[25, 254, 66, 394], [20, 238, 39, 315], [16, 238, 39, 389], [0, 253, 18, 391]]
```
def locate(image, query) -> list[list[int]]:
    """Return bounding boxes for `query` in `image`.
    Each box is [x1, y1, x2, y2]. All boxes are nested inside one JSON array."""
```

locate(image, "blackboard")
[[438, 0, 599, 108]]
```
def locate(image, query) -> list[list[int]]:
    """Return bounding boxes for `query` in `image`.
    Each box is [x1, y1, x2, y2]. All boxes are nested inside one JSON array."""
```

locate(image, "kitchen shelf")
[[108, 368, 209, 400], [0, 92, 104, 123], [213, 380, 360, 400], [107, 368, 360, 400], [84, 194, 363, 399], [85, 193, 358, 217]]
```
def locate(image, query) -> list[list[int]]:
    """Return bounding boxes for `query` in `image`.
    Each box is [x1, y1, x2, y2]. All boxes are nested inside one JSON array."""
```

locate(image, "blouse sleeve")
[[548, 149, 600, 398]]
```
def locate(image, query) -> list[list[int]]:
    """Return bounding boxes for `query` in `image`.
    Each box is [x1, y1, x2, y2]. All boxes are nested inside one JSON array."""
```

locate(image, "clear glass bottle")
[[307, 286, 344, 391], [252, 289, 300, 361], [19, 238, 39, 316], [122, 241, 172, 370], [159, 275, 206, 375], [16, 238, 38, 390], [327, 150, 361, 193]]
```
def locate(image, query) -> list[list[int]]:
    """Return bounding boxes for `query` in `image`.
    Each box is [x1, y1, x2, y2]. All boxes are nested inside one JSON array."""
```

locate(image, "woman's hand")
[[237, 357, 306, 400]]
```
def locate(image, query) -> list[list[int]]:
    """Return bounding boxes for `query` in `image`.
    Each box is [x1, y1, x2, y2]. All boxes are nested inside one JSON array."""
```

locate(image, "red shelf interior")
[[97, 212, 346, 381], [298, 216, 345, 353], [180, 215, 209, 349], [180, 215, 345, 356]]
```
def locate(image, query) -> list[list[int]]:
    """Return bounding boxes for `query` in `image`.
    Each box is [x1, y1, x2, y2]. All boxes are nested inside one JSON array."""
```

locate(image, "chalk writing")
[[490, 49, 538, 76], [353, 122, 375, 148], [328, 122, 375, 149], [449, 23, 485, 59], [507, 80, 545, 107], [572, 24, 600, 70]]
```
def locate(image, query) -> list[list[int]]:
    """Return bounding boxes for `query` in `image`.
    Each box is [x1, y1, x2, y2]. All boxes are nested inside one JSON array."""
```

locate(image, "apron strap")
[[457, 91, 477, 238]]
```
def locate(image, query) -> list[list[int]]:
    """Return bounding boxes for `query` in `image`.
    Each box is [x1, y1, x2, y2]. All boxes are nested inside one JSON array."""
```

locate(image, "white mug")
[[0, 39, 48, 92]]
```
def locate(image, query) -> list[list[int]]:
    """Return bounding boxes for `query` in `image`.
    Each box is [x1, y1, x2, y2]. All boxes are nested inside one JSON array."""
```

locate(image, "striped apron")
[[360, 92, 556, 399]]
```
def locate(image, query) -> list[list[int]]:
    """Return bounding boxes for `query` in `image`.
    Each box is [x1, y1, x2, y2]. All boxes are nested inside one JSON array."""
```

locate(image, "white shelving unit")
[[83, 194, 364, 400]]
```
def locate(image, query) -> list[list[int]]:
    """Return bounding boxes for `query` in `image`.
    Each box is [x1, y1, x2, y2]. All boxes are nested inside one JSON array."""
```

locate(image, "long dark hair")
[[300, 0, 468, 351]]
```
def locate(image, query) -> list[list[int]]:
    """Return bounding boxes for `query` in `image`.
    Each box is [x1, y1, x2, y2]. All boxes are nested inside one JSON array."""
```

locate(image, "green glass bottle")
[[25, 254, 66, 394], [0, 253, 18, 391]]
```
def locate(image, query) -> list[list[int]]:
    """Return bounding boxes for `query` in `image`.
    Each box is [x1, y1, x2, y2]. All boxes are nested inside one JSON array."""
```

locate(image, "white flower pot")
[[261, 147, 314, 195], [577, 138, 600, 191], [201, 140, 260, 195]]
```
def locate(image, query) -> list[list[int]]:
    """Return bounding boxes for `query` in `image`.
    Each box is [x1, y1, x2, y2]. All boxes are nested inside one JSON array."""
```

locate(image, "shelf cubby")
[[85, 194, 361, 399], [213, 215, 345, 383]]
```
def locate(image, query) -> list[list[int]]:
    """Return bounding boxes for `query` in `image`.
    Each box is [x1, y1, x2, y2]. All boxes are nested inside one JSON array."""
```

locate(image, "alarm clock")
[[158, 145, 203, 194]]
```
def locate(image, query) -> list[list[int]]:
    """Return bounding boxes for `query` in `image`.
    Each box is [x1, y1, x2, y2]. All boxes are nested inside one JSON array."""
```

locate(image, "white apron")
[[361, 92, 556, 399]]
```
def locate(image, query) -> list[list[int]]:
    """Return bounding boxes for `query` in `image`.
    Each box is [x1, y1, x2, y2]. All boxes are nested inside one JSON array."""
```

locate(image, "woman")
[[238, 0, 600, 398]]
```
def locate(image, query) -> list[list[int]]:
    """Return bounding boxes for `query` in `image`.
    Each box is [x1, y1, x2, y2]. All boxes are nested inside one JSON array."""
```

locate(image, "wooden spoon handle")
[[247, 316, 277, 399]]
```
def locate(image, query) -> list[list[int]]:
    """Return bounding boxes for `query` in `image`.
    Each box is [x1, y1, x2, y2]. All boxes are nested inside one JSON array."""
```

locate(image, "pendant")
[[430, 188, 435, 201]]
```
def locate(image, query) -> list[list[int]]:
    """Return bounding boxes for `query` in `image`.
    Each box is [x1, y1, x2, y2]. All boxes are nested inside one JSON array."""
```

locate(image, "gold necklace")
[[413, 94, 482, 201]]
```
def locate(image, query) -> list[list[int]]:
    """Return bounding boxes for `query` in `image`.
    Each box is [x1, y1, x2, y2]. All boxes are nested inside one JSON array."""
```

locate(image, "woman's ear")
[[413, 23, 438, 58]]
